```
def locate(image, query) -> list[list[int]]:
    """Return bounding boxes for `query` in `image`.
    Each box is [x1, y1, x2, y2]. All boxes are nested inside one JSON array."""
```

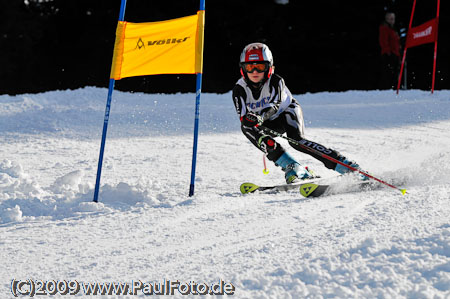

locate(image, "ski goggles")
[[242, 62, 269, 73]]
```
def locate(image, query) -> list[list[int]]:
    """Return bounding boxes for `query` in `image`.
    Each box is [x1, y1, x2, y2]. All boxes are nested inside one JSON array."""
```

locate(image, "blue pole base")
[[189, 184, 195, 197]]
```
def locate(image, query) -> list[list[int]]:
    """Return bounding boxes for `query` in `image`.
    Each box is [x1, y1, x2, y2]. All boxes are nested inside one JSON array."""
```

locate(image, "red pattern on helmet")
[[244, 48, 264, 63]]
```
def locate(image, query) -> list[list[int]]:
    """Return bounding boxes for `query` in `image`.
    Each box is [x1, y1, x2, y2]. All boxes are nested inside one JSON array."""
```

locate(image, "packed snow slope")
[[1, 87, 450, 298]]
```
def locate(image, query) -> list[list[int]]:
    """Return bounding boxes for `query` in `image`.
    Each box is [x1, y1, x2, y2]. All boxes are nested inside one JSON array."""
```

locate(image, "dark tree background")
[[0, 0, 448, 95]]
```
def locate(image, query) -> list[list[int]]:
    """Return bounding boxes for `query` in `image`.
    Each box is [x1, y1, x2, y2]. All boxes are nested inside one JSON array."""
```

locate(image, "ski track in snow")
[[0, 87, 449, 298]]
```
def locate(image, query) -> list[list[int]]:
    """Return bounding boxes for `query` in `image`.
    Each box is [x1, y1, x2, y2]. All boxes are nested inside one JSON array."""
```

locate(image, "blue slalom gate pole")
[[189, 73, 203, 196], [189, 0, 205, 197], [93, 0, 127, 202]]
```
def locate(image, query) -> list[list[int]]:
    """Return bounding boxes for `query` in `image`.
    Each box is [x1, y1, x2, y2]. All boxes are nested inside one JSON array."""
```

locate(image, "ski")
[[240, 177, 332, 196], [240, 178, 375, 198], [298, 180, 374, 197]]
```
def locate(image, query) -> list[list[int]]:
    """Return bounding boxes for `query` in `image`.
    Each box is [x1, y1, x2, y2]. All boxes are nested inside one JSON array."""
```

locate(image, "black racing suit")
[[232, 74, 344, 170]]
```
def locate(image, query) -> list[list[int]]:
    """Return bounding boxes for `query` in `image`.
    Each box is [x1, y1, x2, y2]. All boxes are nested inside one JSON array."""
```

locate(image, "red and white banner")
[[405, 18, 438, 48]]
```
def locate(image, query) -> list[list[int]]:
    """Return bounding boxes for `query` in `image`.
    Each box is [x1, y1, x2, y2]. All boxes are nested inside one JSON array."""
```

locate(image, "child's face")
[[247, 70, 265, 83]]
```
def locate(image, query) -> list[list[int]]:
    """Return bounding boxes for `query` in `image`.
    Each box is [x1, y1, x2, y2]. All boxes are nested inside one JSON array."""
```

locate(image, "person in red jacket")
[[379, 12, 401, 89]]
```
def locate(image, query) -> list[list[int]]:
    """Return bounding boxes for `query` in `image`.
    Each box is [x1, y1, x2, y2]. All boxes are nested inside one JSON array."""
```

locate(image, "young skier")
[[232, 42, 366, 184]]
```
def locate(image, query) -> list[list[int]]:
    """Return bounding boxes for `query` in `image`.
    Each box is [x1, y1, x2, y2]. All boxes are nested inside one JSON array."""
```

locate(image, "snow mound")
[[0, 96, 43, 116], [0, 159, 174, 224], [0, 159, 47, 201]]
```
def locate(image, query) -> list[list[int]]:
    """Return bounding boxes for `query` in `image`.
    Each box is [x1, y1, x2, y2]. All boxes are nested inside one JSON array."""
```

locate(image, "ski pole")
[[259, 126, 407, 195], [263, 155, 269, 174]]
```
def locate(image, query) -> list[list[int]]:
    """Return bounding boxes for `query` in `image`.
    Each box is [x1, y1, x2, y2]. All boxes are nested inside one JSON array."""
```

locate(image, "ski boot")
[[335, 157, 369, 181], [275, 152, 314, 184]]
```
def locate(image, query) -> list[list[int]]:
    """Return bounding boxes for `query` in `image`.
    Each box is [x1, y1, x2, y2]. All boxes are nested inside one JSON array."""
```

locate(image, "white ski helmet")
[[239, 43, 274, 80]]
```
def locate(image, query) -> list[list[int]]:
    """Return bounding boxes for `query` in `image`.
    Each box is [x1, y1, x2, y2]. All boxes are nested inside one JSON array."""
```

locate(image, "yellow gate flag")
[[110, 11, 205, 80]]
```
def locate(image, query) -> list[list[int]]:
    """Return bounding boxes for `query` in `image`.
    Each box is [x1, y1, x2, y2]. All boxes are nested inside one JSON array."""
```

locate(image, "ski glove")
[[242, 112, 263, 127]]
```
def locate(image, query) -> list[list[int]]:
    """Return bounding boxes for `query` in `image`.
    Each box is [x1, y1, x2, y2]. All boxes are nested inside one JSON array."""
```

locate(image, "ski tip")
[[240, 183, 259, 194], [401, 189, 407, 195]]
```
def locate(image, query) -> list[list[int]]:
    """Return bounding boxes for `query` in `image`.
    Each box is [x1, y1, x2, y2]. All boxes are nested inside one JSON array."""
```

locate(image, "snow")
[[1, 87, 449, 298]]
